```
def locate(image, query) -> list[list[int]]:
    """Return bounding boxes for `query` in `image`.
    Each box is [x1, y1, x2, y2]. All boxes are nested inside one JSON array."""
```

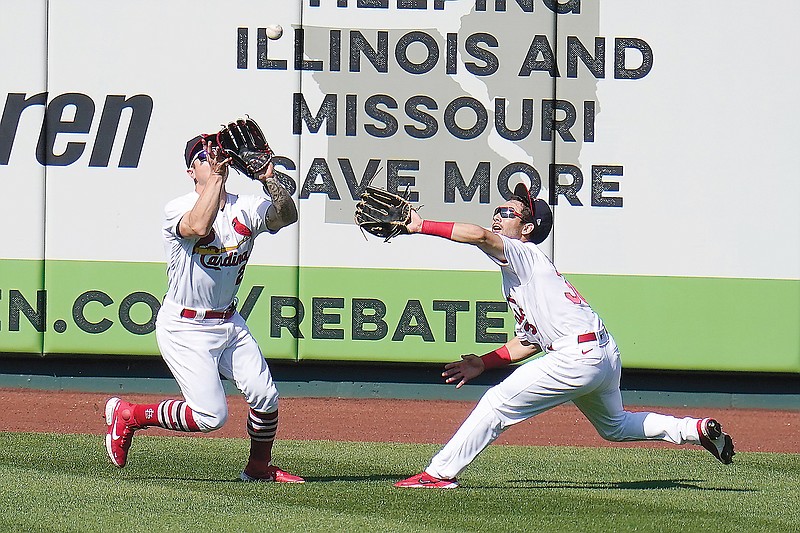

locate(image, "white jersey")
[[161, 191, 272, 310], [489, 235, 602, 348]]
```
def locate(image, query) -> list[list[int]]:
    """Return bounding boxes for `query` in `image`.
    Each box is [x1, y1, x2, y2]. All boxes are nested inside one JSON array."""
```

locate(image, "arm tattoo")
[[263, 177, 298, 229]]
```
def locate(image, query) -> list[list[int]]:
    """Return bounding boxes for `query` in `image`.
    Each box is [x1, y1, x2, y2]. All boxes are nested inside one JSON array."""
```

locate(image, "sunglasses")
[[189, 150, 208, 166], [494, 206, 525, 220]]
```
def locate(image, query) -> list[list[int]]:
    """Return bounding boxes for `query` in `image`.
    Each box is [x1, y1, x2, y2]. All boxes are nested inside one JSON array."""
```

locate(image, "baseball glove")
[[354, 186, 413, 242], [215, 118, 273, 179]]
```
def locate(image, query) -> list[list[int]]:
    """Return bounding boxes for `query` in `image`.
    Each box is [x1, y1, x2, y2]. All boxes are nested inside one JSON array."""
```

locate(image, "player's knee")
[[251, 393, 279, 414], [599, 429, 626, 442], [247, 382, 279, 413], [475, 391, 513, 435], [193, 407, 229, 432], [593, 422, 628, 442]]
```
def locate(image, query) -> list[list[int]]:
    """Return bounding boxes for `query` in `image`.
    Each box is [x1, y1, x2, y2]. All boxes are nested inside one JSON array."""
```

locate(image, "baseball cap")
[[184, 134, 208, 168], [512, 182, 553, 244]]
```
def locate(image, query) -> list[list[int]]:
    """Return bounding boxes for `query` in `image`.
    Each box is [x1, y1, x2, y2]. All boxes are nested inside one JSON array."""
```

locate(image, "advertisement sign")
[[1, 0, 798, 371]]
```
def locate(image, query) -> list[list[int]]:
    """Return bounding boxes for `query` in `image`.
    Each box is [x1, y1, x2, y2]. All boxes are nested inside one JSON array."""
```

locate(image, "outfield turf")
[[1, 433, 798, 532]]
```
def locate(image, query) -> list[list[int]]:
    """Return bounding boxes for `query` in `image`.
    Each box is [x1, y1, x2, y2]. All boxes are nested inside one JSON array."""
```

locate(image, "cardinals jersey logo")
[[232, 217, 252, 237], [190, 221, 252, 271], [200, 249, 249, 270]]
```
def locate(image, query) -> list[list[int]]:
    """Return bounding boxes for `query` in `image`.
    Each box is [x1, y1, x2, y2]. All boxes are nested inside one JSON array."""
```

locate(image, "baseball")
[[265, 24, 283, 40]]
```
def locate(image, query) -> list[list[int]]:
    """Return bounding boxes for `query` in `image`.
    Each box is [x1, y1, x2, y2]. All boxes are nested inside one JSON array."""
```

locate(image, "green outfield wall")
[[2, 2, 799, 379], [1, 259, 797, 373]]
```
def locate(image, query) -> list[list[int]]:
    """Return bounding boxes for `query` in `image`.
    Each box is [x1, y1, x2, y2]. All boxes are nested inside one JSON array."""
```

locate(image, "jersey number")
[[563, 278, 588, 305], [508, 296, 537, 335], [235, 264, 246, 285]]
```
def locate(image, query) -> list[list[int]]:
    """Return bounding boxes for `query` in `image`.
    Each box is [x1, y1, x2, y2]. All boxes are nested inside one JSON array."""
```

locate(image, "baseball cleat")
[[394, 472, 459, 489], [105, 397, 137, 468], [698, 418, 735, 465], [239, 465, 305, 483]]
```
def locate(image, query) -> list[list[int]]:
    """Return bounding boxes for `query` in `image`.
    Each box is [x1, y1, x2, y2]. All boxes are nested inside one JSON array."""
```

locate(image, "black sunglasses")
[[494, 206, 525, 220], [189, 150, 208, 166]]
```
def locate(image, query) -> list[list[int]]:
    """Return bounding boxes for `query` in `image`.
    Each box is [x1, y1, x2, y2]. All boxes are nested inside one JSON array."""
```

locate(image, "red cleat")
[[240, 465, 305, 483], [105, 397, 138, 468], [394, 471, 459, 489], [698, 418, 735, 465]]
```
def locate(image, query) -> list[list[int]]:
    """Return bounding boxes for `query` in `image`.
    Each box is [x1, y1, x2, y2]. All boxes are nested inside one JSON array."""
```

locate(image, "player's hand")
[[203, 139, 231, 181], [254, 161, 275, 185], [406, 209, 423, 233], [442, 354, 485, 389]]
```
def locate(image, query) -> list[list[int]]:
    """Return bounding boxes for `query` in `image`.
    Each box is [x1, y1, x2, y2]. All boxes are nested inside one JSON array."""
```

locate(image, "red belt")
[[180, 306, 235, 320]]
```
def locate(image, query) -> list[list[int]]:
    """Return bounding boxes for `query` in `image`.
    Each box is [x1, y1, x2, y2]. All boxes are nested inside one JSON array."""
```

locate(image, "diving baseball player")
[[104, 130, 303, 483], [392, 183, 735, 488]]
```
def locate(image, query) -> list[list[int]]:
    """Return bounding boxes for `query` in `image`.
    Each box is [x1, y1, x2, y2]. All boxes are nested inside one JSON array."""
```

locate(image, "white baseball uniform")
[[154, 191, 279, 432], [426, 235, 704, 480]]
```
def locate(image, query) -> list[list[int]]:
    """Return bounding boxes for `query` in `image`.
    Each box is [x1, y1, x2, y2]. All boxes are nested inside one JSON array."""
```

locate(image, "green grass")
[[1, 433, 798, 533]]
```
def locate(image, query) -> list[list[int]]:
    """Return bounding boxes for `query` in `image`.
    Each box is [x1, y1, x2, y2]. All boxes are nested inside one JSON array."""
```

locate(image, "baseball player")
[[104, 133, 303, 483], [394, 183, 735, 489]]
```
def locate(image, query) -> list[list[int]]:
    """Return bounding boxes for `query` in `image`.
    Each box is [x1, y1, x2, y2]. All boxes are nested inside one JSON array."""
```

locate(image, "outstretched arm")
[[442, 337, 541, 389], [257, 162, 298, 231], [406, 209, 507, 262]]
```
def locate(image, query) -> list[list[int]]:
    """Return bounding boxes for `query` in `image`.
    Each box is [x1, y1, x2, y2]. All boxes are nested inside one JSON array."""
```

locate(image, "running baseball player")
[[104, 129, 303, 483], [392, 183, 735, 488]]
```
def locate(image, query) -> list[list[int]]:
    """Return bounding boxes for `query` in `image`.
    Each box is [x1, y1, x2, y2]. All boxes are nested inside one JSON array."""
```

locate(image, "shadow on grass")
[[296, 474, 403, 483], [111, 474, 754, 491], [491, 479, 755, 492], [132, 474, 402, 484]]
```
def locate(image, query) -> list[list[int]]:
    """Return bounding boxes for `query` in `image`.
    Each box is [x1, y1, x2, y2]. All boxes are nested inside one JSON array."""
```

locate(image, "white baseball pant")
[[155, 298, 279, 432], [426, 332, 702, 480]]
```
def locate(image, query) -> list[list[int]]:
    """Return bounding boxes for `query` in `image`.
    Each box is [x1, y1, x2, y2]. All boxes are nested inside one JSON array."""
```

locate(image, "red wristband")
[[480, 345, 512, 369], [420, 220, 455, 239]]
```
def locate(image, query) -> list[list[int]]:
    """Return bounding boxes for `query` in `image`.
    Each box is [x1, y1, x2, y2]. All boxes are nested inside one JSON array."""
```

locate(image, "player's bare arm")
[[407, 209, 507, 261], [442, 337, 541, 389], [258, 162, 298, 231], [179, 141, 231, 238]]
